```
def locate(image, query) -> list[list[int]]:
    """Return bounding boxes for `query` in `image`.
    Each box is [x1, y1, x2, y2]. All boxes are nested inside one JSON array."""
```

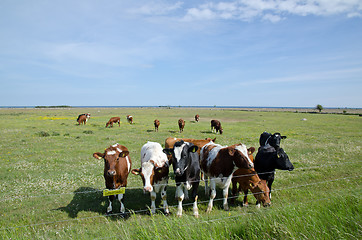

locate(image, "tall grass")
[[0, 107, 361, 239]]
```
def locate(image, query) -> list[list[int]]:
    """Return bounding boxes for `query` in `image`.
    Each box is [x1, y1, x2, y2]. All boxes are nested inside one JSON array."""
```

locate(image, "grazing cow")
[[195, 114, 200, 122], [77, 113, 90, 125], [254, 132, 294, 199], [106, 117, 120, 128], [127, 115, 133, 124], [200, 142, 254, 212], [154, 119, 160, 132], [93, 144, 131, 214], [131, 142, 170, 214], [211, 120, 223, 134], [231, 146, 271, 207], [178, 119, 185, 133], [164, 140, 200, 217]]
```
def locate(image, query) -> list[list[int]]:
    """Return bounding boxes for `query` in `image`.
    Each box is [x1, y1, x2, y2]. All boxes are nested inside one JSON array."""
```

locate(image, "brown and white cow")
[[106, 117, 120, 128], [195, 114, 200, 122], [77, 113, 90, 125], [131, 141, 170, 214], [154, 119, 160, 132], [211, 120, 223, 134], [200, 142, 253, 212], [127, 115, 133, 124], [93, 143, 131, 214], [178, 118, 185, 133]]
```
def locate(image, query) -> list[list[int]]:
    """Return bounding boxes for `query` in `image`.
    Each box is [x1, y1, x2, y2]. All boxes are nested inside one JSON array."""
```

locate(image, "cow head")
[[275, 148, 294, 171], [259, 132, 287, 149], [163, 140, 198, 177], [93, 144, 129, 177], [249, 180, 271, 207], [131, 160, 168, 193], [229, 144, 254, 169]]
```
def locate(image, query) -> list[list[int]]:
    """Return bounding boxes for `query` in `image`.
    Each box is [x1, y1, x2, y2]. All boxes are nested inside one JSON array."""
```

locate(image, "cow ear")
[[119, 151, 129, 158], [93, 152, 104, 160], [281, 136, 287, 139], [228, 147, 236, 156], [189, 146, 198, 153], [163, 148, 173, 155], [248, 147, 256, 155], [131, 169, 141, 175]]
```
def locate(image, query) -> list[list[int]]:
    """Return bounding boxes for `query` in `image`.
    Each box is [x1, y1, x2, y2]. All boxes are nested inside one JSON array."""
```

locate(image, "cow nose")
[[107, 170, 116, 176], [175, 168, 181, 175], [264, 202, 271, 207], [144, 186, 153, 193], [249, 163, 254, 169]]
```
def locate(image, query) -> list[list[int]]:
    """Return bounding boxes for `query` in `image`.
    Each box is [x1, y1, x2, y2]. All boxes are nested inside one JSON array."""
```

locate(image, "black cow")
[[163, 140, 200, 217], [254, 132, 294, 199]]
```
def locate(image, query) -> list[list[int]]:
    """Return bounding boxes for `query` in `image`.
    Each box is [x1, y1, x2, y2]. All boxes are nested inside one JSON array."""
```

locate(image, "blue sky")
[[1, 0, 361, 108]]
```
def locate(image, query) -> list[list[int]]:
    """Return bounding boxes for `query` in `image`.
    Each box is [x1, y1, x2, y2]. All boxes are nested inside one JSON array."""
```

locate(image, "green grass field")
[[0, 107, 361, 239]]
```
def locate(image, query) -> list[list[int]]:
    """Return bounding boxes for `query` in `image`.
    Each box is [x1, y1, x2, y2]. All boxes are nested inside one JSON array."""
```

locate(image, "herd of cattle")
[[80, 113, 294, 217]]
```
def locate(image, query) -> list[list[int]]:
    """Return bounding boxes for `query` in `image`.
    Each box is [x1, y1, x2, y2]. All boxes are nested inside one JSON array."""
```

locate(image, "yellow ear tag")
[[98, 157, 102, 160], [103, 187, 126, 196]]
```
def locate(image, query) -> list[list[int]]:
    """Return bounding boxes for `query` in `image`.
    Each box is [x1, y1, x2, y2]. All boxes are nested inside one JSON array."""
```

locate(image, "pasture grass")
[[0, 107, 361, 239]]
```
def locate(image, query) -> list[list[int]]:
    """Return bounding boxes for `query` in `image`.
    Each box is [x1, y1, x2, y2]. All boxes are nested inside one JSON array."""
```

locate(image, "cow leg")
[[231, 180, 237, 205], [117, 194, 125, 213], [107, 195, 115, 214], [243, 189, 249, 207], [175, 184, 184, 217], [206, 180, 216, 213], [150, 191, 157, 214], [204, 174, 209, 196], [267, 178, 274, 200], [222, 177, 232, 211], [191, 182, 199, 218], [161, 185, 169, 214]]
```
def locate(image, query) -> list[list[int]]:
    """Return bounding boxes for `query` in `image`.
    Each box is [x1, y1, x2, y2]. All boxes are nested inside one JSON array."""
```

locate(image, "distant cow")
[[231, 147, 271, 207], [106, 117, 120, 128], [77, 113, 90, 125], [178, 119, 185, 133], [163, 140, 200, 217], [195, 114, 200, 122], [93, 143, 131, 214], [131, 142, 170, 214], [254, 132, 294, 199], [127, 115, 133, 124], [211, 120, 223, 134], [200, 142, 254, 212], [154, 119, 160, 132]]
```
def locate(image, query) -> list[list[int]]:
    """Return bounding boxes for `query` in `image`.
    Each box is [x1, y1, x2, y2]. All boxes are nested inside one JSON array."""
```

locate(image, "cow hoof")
[[106, 211, 113, 215], [242, 203, 249, 207]]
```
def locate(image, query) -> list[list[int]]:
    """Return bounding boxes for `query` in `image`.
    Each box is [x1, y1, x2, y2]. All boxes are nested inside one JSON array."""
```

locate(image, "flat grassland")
[[0, 107, 361, 239]]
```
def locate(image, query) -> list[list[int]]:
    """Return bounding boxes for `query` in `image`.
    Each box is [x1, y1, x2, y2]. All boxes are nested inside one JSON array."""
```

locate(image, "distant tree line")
[[35, 105, 72, 108]]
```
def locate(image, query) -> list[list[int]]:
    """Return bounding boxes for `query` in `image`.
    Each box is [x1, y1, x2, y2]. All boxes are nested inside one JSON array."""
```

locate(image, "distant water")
[[0, 106, 359, 109]]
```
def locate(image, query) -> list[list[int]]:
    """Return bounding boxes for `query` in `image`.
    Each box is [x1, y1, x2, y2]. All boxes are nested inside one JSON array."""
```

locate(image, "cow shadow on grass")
[[57, 185, 208, 220]]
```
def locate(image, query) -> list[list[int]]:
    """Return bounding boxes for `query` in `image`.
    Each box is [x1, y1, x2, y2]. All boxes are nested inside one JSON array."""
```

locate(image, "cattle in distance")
[[154, 119, 160, 132], [131, 142, 170, 215], [178, 118, 185, 133], [127, 115, 133, 124], [211, 120, 223, 134], [106, 117, 120, 128], [93, 143, 132, 215], [195, 114, 200, 122], [77, 113, 90, 125]]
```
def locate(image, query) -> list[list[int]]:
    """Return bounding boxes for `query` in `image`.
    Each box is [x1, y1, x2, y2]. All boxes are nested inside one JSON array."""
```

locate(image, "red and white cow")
[[77, 113, 90, 125], [178, 119, 185, 133], [131, 142, 170, 214], [127, 115, 133, 124], [106, 117, 120, 128], [93, 143, 131, 214], [200, 142, 253, 212], [154, 119, 160, 132], [195, 114, 200, 122]]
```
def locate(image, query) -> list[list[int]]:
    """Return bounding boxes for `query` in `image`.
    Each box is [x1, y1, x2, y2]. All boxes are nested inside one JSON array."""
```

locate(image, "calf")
[[195, 114, 200, 122], [200, 142, 253, 212], [106, 117, 120, 128], [211, 120, 223, 134], [77, 113, 90, 125], [178, 118, 185, 133], [127, 115, 133, 124], [154, 119, 160, 132], [164, 140, 200, 217], [231, 147, 271, 207], [255, 132, 294, 199], [93, 144, 131, 214], [131, 142, 170, 214]]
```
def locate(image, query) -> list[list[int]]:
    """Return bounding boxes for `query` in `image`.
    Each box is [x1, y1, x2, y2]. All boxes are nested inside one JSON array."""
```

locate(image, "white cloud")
[[182, 0, 362, 22]]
